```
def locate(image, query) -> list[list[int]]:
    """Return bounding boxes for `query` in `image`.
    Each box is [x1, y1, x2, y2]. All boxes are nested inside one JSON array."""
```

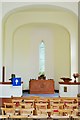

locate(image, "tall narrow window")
[[39, 40, 45, 75]]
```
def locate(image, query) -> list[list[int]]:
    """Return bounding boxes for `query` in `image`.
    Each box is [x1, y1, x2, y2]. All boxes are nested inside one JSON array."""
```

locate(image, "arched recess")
[[12, 23, 70, 90], [2, 4, 78, 89]]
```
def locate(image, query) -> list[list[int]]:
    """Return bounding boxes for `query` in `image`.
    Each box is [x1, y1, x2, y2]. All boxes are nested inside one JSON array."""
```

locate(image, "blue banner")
[[12, 78, 21, 86]]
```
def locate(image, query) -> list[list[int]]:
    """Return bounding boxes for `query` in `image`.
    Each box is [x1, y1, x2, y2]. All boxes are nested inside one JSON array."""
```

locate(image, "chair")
[[59, 109, 73, 116], [4, 102, 15, 108], [65, 103, 78, 109], [11, 99, 22, 115], [1, 107, 15, 116], [12, 99, 22, 110], [50, 103, 61, 116], [72, 108, 80, 117], [0, 115, 9, 119], [12, 99, 22, 103], [51, 109, 60, 116], [61, 98, 74, 104], [36, 98, 48, 103], [50, 99, 60, 104], [35, 103, 48, 117], [20, 103, 33, 109], [23, 99, 34, 107], [50, 103, 64, 109], [20, 108, 34, 116]]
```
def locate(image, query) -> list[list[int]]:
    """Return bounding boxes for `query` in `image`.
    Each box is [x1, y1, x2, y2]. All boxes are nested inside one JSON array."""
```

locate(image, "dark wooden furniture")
[[59, 82, 80, 85], [29, 79, 54, 94], [0, 82, 23, 84]]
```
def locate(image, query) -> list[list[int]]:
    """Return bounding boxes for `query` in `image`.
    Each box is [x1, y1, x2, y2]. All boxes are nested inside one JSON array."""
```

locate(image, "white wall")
[[2, 4, 78, 90], [78, 2, 80, 81], [12, 23, 70, 89], [0, 3, 2, 81]]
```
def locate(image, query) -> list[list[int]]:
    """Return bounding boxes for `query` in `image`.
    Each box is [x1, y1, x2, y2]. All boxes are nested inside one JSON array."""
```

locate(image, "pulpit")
[[0, 82, 23, 98], [29, 79, 54, 94]]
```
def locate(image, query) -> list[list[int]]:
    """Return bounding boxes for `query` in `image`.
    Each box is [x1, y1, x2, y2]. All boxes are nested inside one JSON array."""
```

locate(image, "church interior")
[[0, 1, 80, 119]]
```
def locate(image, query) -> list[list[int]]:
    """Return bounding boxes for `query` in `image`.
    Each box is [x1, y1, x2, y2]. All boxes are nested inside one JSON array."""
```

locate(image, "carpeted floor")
[[22, 92, 59, 98]]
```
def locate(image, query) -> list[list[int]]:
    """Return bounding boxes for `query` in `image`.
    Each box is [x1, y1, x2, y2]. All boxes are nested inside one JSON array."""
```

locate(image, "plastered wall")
[[2, 5, 78, 90]]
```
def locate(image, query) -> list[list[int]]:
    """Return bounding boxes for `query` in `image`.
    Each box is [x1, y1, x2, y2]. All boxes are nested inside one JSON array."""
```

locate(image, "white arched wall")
[[2, 5, 78, 90], [12, 23, 70, 90]]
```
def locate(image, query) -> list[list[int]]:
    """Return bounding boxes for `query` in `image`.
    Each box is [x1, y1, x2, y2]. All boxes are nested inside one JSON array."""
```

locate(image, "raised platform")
[[0, 82, 23, 98], [59, 82, 80, 97]]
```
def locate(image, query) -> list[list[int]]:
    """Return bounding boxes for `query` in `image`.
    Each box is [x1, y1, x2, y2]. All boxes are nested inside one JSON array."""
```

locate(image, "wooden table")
[[29, 79, 54, 94]]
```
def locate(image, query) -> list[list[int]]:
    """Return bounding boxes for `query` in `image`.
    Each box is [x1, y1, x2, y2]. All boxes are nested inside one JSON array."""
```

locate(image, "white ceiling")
[[2, 2, 78, 18]]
